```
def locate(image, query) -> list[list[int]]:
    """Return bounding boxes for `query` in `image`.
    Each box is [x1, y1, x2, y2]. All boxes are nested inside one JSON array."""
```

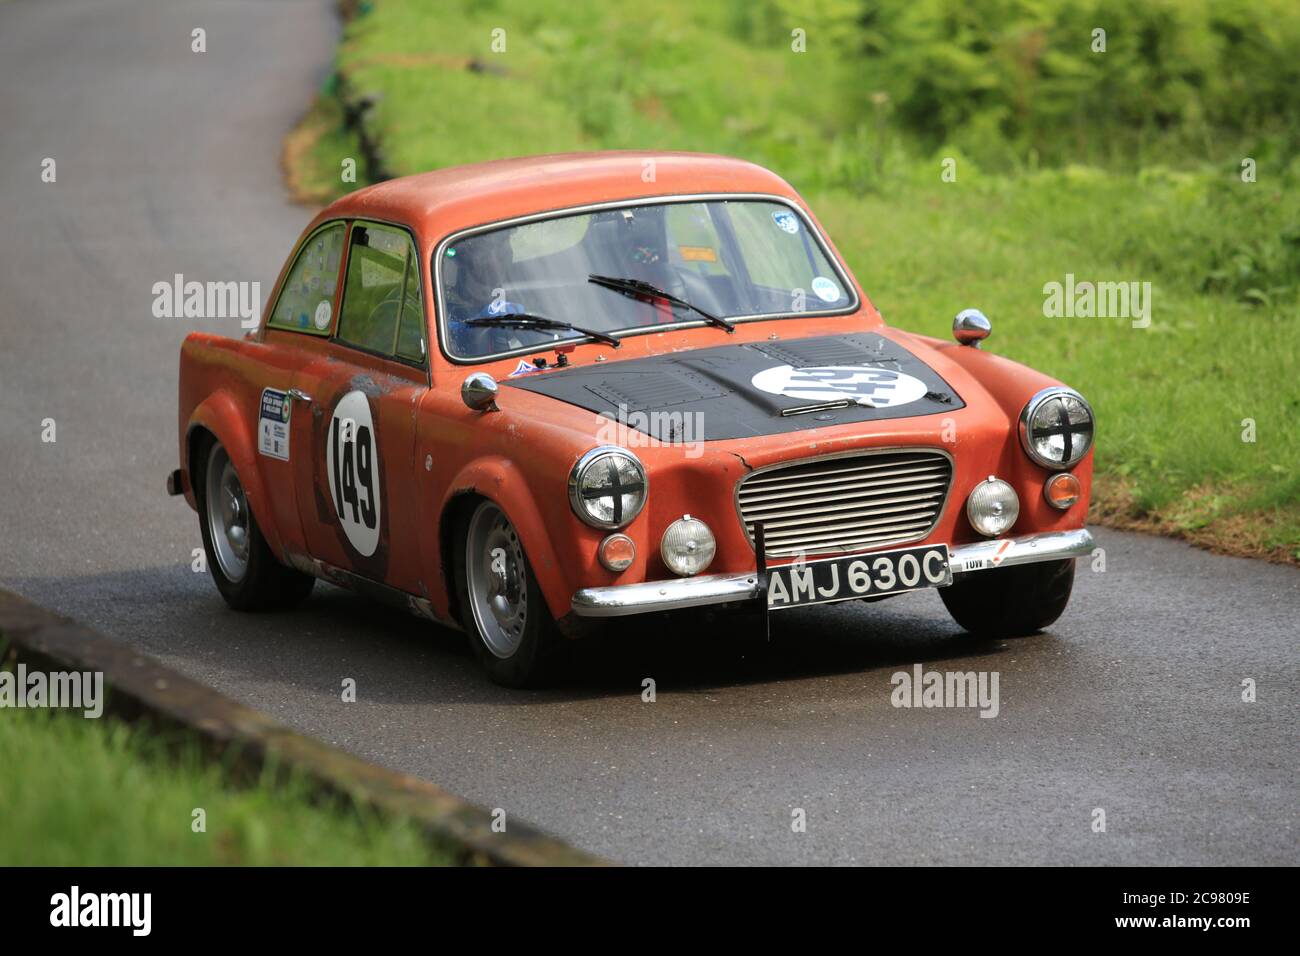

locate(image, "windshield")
[[436, 198, 856, 360]]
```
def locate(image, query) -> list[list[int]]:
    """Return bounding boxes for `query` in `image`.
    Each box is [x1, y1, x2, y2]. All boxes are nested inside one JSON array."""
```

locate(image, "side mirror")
[[461, 373, 499, 412], [953, 308, 991, 347]]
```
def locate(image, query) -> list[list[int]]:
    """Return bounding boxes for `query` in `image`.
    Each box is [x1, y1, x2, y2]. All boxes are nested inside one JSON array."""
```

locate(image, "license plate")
[[767, 543, 951, 610]]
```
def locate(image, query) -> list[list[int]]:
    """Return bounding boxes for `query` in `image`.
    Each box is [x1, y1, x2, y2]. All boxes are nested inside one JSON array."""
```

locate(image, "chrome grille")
[[737, 450, 952, 558]]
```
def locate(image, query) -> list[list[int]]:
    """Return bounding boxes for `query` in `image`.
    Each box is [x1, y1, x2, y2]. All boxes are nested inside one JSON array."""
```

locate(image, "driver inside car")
[[620, 211, 679, 325], [445, 229, 534, 355], [446, 210, 689, 357]]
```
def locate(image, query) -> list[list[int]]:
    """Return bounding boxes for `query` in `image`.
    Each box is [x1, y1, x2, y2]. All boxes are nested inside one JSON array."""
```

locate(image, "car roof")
[[318, 151, 803, 241]]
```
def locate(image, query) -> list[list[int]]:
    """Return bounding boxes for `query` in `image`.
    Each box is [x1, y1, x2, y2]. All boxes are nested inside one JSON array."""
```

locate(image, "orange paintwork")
[[176, 152, 1092, 630]]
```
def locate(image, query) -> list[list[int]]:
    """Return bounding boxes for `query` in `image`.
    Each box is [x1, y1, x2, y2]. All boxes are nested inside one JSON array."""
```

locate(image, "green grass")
[[0, 705, 454, 866], [291, 0, 1300, 560], [283, 79, 372, 204]]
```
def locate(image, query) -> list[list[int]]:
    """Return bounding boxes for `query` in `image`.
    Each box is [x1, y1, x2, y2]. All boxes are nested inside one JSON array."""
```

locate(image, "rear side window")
[[268, 223, 345, 335], [337, 223, 427, 363]]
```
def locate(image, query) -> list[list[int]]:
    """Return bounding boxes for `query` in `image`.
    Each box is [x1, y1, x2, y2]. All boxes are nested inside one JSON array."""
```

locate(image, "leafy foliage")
[[739, 0, 1300, 171]]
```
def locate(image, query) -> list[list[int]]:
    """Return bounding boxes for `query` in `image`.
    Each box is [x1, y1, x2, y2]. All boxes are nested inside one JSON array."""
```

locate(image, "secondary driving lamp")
[[967, 476, 1020, 537], [660, 515, 716, 576]]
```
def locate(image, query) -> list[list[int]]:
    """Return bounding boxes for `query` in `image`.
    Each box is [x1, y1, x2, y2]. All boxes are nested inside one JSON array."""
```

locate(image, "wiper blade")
[[588, 274, 735, 332], [464, 312, 621, 348]]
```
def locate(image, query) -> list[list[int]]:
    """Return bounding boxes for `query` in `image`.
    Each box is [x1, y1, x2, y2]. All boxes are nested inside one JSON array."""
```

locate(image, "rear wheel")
[[196, 437, 314, 611], [939, 558, 1075, 638], [453, 499, 560, 687]]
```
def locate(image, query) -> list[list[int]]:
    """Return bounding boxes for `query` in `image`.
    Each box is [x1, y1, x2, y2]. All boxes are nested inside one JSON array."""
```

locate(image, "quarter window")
[[269, 223, 345, 335]]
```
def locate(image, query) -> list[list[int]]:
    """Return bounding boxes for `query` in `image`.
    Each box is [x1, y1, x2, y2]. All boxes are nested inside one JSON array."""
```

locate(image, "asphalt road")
[[1, 1, 1296, 866]]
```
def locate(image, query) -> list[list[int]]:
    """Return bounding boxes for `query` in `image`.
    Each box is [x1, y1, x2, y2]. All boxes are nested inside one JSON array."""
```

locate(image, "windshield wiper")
[[463, 312, 621, 348], [588, 274, 735, 333]]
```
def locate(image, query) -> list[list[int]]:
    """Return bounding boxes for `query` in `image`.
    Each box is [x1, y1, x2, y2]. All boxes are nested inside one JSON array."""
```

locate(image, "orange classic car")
[[170, 152, 1095, 685]]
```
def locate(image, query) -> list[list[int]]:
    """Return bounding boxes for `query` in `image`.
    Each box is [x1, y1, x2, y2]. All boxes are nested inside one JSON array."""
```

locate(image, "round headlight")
[[967, 476, 1020, 537], [568, 447, 647, 530], [1019, 387, 1094, 469], [661, 515, 716, 577]]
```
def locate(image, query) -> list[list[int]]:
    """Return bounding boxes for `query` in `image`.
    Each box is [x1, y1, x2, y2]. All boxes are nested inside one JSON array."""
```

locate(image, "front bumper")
[[570, 528, 1095, 618]]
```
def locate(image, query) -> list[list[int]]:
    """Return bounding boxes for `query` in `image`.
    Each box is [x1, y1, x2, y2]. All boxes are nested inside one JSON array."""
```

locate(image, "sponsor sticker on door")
[[257, 387, 291, 461]]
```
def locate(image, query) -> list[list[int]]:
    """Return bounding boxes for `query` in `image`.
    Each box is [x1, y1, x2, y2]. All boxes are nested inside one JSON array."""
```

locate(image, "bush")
[[740, 0, 1300, 171]]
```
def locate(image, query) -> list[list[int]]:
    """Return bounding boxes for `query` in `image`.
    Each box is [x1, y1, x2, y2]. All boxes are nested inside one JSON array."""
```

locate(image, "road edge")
[[0, 588, 605, 867]]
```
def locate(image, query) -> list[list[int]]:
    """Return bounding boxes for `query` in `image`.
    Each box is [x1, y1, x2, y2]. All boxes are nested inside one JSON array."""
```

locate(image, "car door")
[[290, 220, 430, 595], [253, 220, 348, 562]]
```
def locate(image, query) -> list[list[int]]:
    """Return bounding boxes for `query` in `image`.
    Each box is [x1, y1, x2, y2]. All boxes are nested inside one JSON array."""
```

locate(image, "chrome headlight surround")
[[567, 446, 648, 530], [1019, 387, 1095, 470]]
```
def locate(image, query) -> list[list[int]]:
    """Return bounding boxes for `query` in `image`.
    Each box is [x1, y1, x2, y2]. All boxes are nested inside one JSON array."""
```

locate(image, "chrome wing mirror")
[[461, 373, 499, 412], [953, 308, 991, 347]]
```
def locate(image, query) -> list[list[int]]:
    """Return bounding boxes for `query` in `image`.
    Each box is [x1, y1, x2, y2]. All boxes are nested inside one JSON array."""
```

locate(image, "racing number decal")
[[751, 364, 929, 409], [333, 418, 376, 526], [326, 390, 382, 557]]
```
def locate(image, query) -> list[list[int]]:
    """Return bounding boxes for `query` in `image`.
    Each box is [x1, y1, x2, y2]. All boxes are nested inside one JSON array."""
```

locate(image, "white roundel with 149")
[[751, 364, 928, 408], [326, 390, 382, 556]]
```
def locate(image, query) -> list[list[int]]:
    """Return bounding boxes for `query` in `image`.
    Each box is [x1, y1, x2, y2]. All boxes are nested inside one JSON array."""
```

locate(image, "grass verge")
[[285, 0, 1300, 564], [0, 705, 454, 866]]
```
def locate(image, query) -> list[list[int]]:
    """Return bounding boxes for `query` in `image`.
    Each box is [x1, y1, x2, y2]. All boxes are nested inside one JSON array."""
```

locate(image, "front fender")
[[901, 332, 1067, 421], [903, 333, 1094, 530], [186, 390, 287, 560], [439, 455, 571, 621]]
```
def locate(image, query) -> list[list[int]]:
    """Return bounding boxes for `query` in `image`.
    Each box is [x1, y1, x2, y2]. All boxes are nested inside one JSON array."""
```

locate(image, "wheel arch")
[[438, 490, 481, 628], [185, 390, 287, 559], [437, 456, 569, 622]]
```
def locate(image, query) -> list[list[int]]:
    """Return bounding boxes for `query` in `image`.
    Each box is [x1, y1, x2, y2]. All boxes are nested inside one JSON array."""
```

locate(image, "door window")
[[337, 223, 427, 363]]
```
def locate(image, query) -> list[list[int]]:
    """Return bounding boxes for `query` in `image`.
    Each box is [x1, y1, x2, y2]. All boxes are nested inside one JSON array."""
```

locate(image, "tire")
[[939, 558, 1075, 638], [452, 499, 560, 687], [195, 436, 314, 611]]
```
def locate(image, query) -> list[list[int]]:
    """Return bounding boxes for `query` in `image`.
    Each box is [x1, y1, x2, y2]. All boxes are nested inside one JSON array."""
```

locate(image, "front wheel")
[[939, 558, 1075, 638], [453, 499, 560, 687]]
